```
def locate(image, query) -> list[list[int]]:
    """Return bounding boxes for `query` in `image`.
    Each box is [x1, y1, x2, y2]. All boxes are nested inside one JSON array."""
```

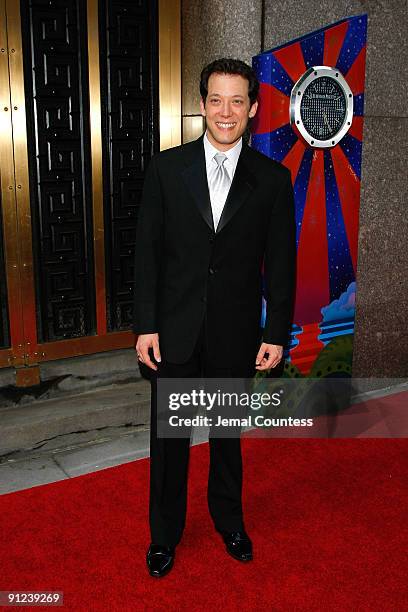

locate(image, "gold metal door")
[[0, 0, 180, 386]]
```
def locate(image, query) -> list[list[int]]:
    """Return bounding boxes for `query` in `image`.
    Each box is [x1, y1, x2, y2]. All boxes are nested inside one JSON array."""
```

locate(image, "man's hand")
[[255, 343, 283, 371], [135, 333, 161, 371]]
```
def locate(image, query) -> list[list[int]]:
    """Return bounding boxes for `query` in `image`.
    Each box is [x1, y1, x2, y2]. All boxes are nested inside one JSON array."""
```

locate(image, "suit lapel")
[[181, 135, 256, 234], [181, 136, 214, 231]]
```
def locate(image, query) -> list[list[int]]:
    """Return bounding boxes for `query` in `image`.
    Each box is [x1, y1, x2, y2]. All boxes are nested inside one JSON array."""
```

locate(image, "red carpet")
[[1, 438, 407, 611]]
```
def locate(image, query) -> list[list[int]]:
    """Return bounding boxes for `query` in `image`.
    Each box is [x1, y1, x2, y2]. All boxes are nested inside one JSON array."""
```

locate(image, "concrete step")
[[0, 348, 140, 408], [0, 426, 152, 494], [0, 376, 211, 495], [0, 378, 151, 459]]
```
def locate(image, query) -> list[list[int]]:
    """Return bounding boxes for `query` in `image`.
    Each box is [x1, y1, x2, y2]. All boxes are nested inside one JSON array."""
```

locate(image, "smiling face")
[[200, 72, 258, 151]]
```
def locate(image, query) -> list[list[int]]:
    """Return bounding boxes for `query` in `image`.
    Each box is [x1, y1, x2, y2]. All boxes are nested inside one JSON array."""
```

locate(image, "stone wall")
[[182, 0, 408, 377]]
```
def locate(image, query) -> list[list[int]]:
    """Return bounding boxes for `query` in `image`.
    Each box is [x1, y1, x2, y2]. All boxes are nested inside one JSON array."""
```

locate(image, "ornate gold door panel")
[[0, 0, 180, 386]]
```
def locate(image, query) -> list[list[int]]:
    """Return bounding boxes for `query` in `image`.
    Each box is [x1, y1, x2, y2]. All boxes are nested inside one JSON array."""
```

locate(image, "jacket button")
[[209, 236, 214, 243], [209, 267, 215, 275], [201, 296, 207, 303]]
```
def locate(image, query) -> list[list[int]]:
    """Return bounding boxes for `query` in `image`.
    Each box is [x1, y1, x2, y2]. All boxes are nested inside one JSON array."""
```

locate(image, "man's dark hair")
[[200, 58, 259, 105]]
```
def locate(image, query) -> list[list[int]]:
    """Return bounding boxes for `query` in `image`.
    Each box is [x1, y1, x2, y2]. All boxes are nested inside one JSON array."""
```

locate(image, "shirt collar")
[[203, 130, 242, 168]]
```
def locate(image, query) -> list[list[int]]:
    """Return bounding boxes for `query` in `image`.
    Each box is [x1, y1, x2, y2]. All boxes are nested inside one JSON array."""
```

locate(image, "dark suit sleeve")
[[132, 154, 163, 334], [262, 169, 296, 346]]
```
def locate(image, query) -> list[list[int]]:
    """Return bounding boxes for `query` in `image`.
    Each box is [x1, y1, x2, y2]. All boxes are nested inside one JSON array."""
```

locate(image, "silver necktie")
[[212, 152, 231, 194]]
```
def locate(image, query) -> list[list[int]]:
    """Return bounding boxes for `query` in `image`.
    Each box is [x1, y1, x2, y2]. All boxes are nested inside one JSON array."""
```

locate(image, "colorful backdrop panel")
[[252, 15, 367, 378]]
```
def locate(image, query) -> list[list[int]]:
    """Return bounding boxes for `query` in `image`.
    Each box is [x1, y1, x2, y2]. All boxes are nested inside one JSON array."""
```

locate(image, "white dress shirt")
[[203, 130, 242, 230]]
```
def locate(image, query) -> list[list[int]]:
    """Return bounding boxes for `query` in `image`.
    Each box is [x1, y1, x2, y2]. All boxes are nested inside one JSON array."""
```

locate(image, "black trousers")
[[148, 320, 255, 547]]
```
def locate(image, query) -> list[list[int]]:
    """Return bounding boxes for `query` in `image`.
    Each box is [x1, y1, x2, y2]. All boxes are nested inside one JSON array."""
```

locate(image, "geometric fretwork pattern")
[[99, 0, 159, 330], [21, 0, 96, 341]]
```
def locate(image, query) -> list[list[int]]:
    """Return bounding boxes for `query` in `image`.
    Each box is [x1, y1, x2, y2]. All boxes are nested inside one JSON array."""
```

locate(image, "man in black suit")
[[133, 58, 296, 577]]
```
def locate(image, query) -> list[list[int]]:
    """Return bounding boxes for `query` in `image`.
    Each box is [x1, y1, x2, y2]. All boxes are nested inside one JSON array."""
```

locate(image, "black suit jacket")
[[132, 134, 296, 367]]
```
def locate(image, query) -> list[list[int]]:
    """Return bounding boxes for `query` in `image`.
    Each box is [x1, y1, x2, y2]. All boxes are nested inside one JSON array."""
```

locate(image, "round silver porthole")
[[290, 66, 354, 148]]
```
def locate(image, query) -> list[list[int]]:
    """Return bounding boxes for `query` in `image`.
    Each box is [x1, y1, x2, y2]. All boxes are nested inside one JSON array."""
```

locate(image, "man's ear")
[[199, 97, 206, 117], [248, 99, 258, 119]]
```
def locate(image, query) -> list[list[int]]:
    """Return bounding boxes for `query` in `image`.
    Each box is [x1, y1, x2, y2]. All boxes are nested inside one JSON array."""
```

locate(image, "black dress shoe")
[[146, 543, 175, 577], [221, 531, 253, 562]]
